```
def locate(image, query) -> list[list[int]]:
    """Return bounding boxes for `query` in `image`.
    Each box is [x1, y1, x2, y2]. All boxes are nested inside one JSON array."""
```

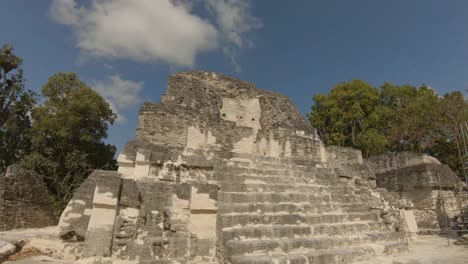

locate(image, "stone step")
[[220, 159, 310, 171], [333, 203, 371, 213], [222, 225, 312, 241], [330, 193, 364, 204], [225, 233, 404, 257], [217, 166, 303, 177], [214, 170, 343, 184], [313, 221, 387, 236], [227, 153, 285, 164], [218, 212, 380, 227], [216, 167, 337, 180], [221, 221, 388, 241], [227, 153, 323, 166], [218, 192, 331, 204], [226, 153, 328, 168], [220, 182, 354, 194], [226, 163, 335, 176], [218, 202, 334, 215], [316, 179, 352, 187], [218, 202, 370, 215], [228, 241, 408, 264], [216, 166, 338, 178], [215, 172, 317, 185]]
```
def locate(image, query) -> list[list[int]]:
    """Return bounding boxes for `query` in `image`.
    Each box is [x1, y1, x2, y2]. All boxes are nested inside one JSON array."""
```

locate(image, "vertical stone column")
[[400, 209, 418, 239], [189, 183, 218, 261], [83, 171, 122, 257], [134, 149, 152, 178], [117, 152, 135, 177]]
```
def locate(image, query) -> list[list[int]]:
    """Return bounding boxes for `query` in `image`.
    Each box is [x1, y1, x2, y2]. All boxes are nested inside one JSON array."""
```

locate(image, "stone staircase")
[[215, 155, 407, 264]]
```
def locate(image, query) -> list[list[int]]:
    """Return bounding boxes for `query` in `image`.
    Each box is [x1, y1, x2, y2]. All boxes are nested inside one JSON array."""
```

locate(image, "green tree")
[[309, 80, 468, 180], [428, 91, 468, 176], [22, 72, 117, 210], [0, 44, 37, 172], [308, 80, 384, 156], [381, 84, 442, 152]]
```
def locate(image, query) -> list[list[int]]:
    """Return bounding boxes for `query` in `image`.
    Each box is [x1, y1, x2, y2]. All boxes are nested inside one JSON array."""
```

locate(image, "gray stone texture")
[[83, 171, 121, 258], [0, 165, 57, 231], [126, 71, 322, 162], [60, 72, 411, 263], [59, 172, 98, 240], [368, 152, 464, 229], [0, 240, 16, 262]]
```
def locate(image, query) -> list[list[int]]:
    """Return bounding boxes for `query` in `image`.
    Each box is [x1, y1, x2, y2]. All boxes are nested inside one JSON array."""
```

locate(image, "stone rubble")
[[0, 241, 15, 262]]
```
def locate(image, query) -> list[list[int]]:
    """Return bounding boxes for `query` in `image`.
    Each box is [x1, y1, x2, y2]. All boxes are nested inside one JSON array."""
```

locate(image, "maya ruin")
[[1, 72, 467, 264]]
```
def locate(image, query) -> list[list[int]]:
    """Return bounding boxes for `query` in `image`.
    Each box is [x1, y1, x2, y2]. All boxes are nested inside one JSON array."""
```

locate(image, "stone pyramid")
[[59, 72, 412, 264]]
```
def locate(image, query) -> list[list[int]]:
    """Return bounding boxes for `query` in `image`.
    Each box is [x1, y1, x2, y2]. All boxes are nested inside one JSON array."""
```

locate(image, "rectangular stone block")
[[136, 149, 152, 164], [93, 173, 121, 208], [83, 171, 121, 257], [83, 207, 118, 257], [119, 179, 141, 208], [401, 209, 418, 235]]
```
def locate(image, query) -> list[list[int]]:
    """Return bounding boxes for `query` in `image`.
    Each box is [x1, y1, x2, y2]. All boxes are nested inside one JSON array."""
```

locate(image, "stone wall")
[[367, 152, 441, 175], [132, 71, 323, 162], [325, 146, 363, 166], [0, 165, 57, 231], [59, 167, 219, 262], [367, 152, 464, 229]]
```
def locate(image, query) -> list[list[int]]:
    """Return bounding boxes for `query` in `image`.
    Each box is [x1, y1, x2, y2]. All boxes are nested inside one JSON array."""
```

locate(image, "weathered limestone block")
[[368, 152, 464, 229], [400, 209, 418, 237], [0, 165, 57, 231], [189, 183, 218, 261], [367, 151, 441, 175], [326, 146, 363, 165], [0, 240, 16, 262], [131, 71, 322, 162], [83, 171, 121, 257], [59, 171, 99, 240]]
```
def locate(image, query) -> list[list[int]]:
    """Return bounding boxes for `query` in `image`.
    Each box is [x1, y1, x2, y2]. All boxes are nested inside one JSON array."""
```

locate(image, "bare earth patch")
[[358, 235, 468, 264], [7, 247, 48, 261]]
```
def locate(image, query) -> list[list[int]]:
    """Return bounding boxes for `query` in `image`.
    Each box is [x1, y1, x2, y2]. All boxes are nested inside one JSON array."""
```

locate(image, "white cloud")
[[50, 0, 218, 67], [93, 75, 143, 124], [206, 0, 263, 71], [206, 0, 262, 49], [50, 0, 261, 69]]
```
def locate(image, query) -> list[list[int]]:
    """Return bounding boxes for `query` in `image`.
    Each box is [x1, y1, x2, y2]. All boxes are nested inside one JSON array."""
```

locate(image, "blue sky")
[[1, 0, 468, 152]]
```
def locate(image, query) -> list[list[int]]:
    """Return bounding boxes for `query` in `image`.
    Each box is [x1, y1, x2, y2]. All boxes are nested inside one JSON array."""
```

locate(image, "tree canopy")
[[308, 81, 468, 178], [0, 44, 37, 173], [0, 43, 118, 212], [21, 72, 117, 210]]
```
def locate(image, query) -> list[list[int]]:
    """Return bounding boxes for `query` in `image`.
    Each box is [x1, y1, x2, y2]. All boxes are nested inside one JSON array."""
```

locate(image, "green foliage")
[[21, 72, 117, 210], [308, 80, 384, 156], [382, 84, 442, 152], [309, 81, 468, 179], [0, 44, 37, 173], [430, 91, 468, 177]]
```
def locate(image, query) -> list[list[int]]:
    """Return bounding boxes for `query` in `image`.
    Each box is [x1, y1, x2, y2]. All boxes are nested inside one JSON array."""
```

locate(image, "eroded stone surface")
[[0, 165, 57, 231], [0, 240, 16, 262], [368, 152, 465, 229], [59, 172, 98, 241], [58, 72, 411, 263]]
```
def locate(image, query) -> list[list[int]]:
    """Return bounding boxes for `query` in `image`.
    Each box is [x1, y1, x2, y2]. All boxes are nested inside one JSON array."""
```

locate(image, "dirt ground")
[[2, 232, 468, 263], [360, 235, 468, 264]]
